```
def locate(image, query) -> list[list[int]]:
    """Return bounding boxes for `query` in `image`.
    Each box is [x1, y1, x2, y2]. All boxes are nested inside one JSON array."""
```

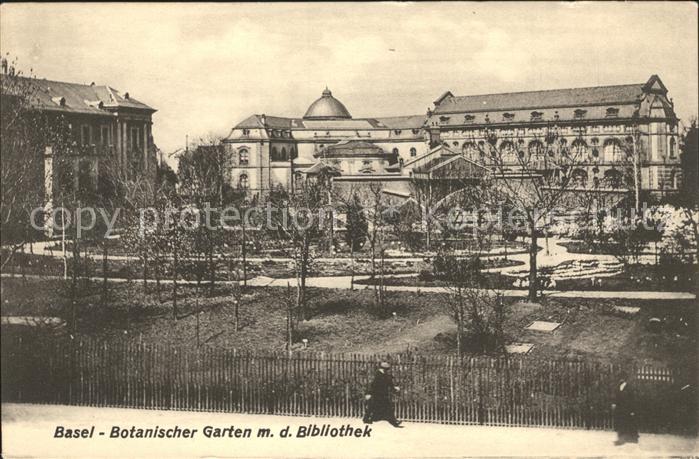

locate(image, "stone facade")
[[223, 75, 681, 199]]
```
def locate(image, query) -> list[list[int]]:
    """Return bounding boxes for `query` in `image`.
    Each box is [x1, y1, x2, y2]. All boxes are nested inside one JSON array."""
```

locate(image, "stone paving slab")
[[505, 343, 534, 354], [526, 321, 561, 332]]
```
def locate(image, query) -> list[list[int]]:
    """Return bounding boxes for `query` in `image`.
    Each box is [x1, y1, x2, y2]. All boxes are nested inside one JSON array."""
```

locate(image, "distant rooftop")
[[3, 75, 156, 115]]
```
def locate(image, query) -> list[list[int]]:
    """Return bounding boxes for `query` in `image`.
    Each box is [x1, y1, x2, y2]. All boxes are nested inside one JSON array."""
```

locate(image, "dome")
[[303, 88, 352, 120]]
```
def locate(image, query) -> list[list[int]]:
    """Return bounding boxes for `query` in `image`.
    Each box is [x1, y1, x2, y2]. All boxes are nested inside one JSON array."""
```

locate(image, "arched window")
[[603, 138, 622, 163], [500, 141, 515, 161], [410, 147, 417, 157], [281, 147, 287, 160], [571, 139, 587, 157], [239, 148, 249, 165], [462, 142, 478, 160], [528, 140, 544, 156], [571, 169, 588, 188], [604, 169, 623, 189], [239, 173, 249, 189], [392, 147, 399, 156]]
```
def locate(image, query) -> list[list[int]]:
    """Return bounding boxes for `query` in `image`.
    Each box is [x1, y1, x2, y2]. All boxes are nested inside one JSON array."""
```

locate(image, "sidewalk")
[[2, 403, 696, 458], [2, 272, 696, 301]]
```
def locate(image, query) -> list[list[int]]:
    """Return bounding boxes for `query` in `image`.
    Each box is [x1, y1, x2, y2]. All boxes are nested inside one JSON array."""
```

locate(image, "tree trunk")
[[172, 244, 178, 319], [286, 283, 293, 353], [456, 294, 463, 360], [71, 226, 80, 335], [143, 252, 148, 294], [102, 241, 108, 303], [528, 230, 538, 301], [208, 249, 215, 296], [350, 244, 355, 291], [241, 224, 247, 288], [298, 239, 309, 321], [155, 251, 161, 302]]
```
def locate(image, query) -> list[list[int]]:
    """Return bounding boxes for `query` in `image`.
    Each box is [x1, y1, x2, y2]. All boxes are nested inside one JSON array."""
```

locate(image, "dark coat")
[[364, 370, 398, 423], [614, 382, 639, 441]]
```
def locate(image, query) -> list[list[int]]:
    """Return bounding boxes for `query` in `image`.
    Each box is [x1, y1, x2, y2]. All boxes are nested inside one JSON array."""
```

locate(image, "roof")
[[314, 140, 394, 158], [303, 88, 352, 120], [433, 83, 644, 114], [5, 76, 155, 115], [233, 114, 426, 131], [373, 115, 427, 129], [412, 154, 488, 177], [300, 162, 342, 175], [404, 144, 458, 168]]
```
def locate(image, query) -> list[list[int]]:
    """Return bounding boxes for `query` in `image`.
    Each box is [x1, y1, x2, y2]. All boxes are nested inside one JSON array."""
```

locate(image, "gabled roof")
[[433, 83, 645, 114], [6, 76, 155, 115], [412, 154, 488, 177], [314, 140, 393, 158], [300, 161, 342, 175], [403, 143, 458, 168]]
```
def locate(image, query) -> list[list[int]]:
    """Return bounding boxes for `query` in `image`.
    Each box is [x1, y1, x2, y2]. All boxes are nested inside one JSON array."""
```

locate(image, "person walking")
[[612, 375, 639, 445], [363, 362, 403, 427]]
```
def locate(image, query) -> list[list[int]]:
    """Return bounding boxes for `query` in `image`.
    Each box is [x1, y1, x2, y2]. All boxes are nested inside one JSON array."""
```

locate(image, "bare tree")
[[0, 59, 73, 267], [472, 125, 589, 301], [267, 177, 325, 321]]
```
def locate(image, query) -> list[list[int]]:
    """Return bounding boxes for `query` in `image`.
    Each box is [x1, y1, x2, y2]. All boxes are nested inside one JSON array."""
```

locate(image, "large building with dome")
[[222, 75, 682, 200]]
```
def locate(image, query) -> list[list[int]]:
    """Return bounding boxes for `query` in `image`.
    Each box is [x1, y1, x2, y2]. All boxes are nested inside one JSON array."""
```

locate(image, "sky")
[[1, 2, 697, 157]]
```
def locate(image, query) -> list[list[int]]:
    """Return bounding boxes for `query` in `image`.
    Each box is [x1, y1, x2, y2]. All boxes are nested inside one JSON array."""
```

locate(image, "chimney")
[[124, 92, 130, 100], [260, 114, 266, 126], [90, 82, 95, 86]]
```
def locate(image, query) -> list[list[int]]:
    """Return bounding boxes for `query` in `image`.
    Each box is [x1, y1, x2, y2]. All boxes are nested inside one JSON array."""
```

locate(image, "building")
[[223, 75, 682, 201], [2, 74, 157, 201]]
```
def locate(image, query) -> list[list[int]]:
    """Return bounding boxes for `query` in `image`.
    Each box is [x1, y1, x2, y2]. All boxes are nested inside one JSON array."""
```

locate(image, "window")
[[530, 111, 543, 121], [242, 129, 250, 136], [604, 169, 623, 189], [528, 140, 544, 156], [500, 140, 515, 159], [129, 127, 141, 150], [392, 147, 399, 156], [574, 109, 587, 120], [571, 138, 587, 156], [394, 130, 402, 135], [571, 169, 588, 187], [606, 107, 619, 118], [410, 147, 417, 157], [239, 148, 249, 165], [100, 125, 111, 146], [412, 129, 420, 135], [464, 114, 475, 123], [603, 138, 622, 162], [80, 125, 91, 146], [503, 113, 515, 122], [239, 173, 249, 189], [669, 138, 676, 158]]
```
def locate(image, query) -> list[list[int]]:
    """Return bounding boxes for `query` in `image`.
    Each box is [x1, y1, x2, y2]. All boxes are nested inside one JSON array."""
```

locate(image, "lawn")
[[1, 277, 695, 369]]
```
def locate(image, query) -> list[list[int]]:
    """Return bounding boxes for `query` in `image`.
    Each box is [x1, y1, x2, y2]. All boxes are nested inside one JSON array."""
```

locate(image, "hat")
[[379, 361, 391, 369]]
